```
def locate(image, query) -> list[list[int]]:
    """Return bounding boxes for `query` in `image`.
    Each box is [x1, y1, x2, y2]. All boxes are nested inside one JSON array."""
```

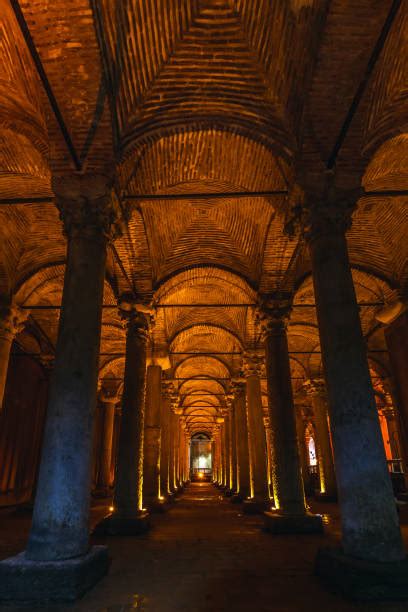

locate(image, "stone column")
[[262, 303, 322, 533], [223, 412, 232, 494], [95, 386, 119, 496], [304, 379, 337, 500], [0, 176, 123, 603], [303, 189, 406, 593], [232, 380, 251, 500], [143, 364, 163, 511], [230, 400, 238, 493], [96, 303, 150, 535], [263, 415, 273, 500], [295, 408, 312, 496], [213, 426, 222, 484], [0, 301, 29, 411], [160, 381, 172, 498], [243, 353, 270, 512]]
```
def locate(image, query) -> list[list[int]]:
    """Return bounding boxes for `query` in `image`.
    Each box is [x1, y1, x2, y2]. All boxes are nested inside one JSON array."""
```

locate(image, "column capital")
[[284, 173, 362, 242], [303, 378, 327, 399], [53, 173, 128, 242], [0, 300, 29, 342], [257, 293, 293, 336], [231, 378, 246, 397], [242, 350, 264, 377], [118, 294, 151, 340], [38, 352, 55, 373], [98, 384, 121, 405]]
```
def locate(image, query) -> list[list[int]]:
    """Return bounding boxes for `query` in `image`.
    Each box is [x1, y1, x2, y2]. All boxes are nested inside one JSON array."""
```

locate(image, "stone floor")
[[2, 483, 408, 611]]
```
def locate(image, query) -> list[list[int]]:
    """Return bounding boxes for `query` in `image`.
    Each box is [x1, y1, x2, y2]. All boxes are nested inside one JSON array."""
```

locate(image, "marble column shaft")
[[143, 365, 162, 503], [233, 383, 251, 497], [245, 360, 269, 501], [113, 310, 149, 517], [230, 403, 238, 492], [160, 388, 171, 496], [264, 316, 306, 514], [0, 303, 28, 411], [307, 196, 404, 561], [307, 381, 336, 497], [96, 392, 118, 492], [27, 175, 122, 561]]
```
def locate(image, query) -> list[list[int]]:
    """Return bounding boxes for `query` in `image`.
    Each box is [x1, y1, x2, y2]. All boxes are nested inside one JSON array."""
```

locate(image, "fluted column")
[[262, 303, 322, 533], [231, 380, 250, 500], [95, 386, 119, 496], [243, 352, 269, 512], [143, 364, 163, 510], [304, 379, 336, 500], [0, 301, 29, 411]]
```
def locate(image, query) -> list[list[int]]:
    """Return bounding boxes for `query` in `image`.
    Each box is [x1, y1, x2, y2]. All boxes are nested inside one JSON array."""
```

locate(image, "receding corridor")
[[2, 484, 408, 611]]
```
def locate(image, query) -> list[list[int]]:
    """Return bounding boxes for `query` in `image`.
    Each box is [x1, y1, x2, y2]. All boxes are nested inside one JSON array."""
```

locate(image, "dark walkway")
[[2, 484, 408, 611]]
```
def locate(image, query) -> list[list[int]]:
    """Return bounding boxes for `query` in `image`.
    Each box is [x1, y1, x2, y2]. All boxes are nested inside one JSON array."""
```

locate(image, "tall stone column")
[[0, 301, 29, 411], [0, 176, 123, 603], [143, 364, 163, 511], [303, 188, 407, 595], [95, 386, 119, 496], [223, 412, 232, 494], [263, 415, 273, 499], [295, 408, 312, 496], [243, 352, 270, 512], [229, 400, 238, 493], [96, 302, 150, 535], [232, 380, 251, 500], [262, 303, 322, 533], [160, 381, 172, 498], [213, 426, 222, 484], [304, 379, 336, 500]]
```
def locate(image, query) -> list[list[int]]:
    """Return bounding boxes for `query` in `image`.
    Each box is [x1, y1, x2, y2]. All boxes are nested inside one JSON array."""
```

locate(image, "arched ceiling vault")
[[0, 1, 407, 434]]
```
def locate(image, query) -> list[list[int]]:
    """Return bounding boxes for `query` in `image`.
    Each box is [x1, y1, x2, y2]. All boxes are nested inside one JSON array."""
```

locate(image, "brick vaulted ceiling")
[[0, 0, 407, 434]]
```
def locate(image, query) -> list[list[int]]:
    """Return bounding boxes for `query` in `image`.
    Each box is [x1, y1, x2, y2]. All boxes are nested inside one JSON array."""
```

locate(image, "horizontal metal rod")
[[1, 190, 406, 207], [21, 302, 383, 310], [124, 190, 287, 201]]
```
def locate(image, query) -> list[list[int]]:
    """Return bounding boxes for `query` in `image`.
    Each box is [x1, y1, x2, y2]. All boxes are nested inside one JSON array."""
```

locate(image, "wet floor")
[[2, 484, 408, 611]]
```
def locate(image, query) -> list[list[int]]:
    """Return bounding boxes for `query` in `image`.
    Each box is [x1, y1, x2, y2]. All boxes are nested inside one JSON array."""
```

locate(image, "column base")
[[242, 499, 270, 514], [92, 487, 113, 499], [145, 498, 168, 513], [314, 491, 337, 503], [230, 493, 244, 504], [315, 547, 408, 601], [264, 510, 323, 534], [93, 511, 150, 536], [0, 545, 109, 606], [224, 488, 234, 497]]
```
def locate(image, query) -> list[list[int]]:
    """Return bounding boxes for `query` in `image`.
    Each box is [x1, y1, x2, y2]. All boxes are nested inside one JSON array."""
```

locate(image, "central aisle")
[[65, 484, 385, 611]]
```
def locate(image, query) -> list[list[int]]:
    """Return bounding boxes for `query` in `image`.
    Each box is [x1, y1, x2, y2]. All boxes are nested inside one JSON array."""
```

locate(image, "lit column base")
[[315, 547, 408, 601], [243, 499, 270, 514], [93, 511, 150, 536], [264, 510, 323, 534], [314, 491, 338, 503], [144, 497, 168, 513], [0, 546, 109, 606]]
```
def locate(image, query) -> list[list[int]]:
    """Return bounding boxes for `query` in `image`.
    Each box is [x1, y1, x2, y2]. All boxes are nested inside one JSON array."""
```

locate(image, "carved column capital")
[[38, 353, 55, 373], [258, 293, 293, 338], [303, 378, 327, 400], [0, 301, 29, 342], [98, 384, 121, 405], [284, 174, 361, 242], [53, 174, 128, 242], [231, 378, 246, 397], [118, 294, 151, 341], [242, 350, 264, 378]]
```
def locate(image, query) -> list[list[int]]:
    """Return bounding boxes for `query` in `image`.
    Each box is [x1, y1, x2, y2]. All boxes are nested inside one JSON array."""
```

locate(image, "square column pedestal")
[[264, 510, 323, 534], [315, 547, 408, 601], [0, 546, 110, 606], [93, 511, 150, 536]]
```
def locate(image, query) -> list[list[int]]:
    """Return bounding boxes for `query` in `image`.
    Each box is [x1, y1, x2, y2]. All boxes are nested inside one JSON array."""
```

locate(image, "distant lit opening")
[[308, 437, 317, 467], [190, 433, 212, 481]]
